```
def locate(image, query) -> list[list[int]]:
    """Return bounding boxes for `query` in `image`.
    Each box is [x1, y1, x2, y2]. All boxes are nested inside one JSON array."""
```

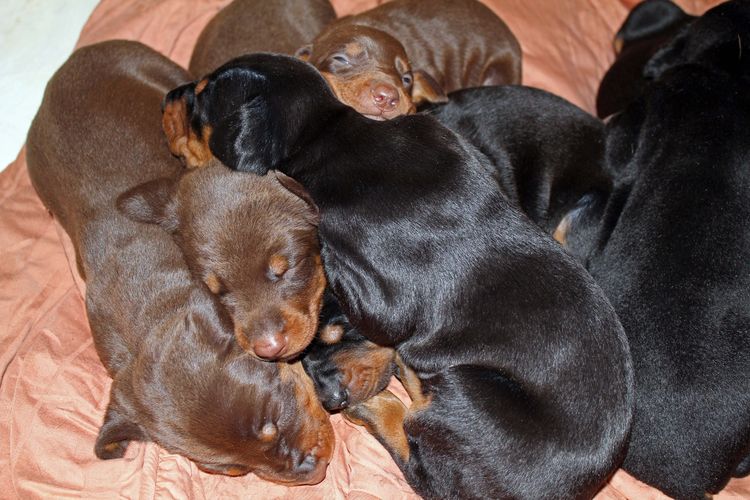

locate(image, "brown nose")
[[252, 331, 287, 360], [370, 83, 399, 111]]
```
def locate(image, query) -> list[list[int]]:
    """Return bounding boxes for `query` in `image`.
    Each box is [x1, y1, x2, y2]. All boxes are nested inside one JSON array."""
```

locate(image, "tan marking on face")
[[260, 422, 278, 442], [278, 256, 327, 357], [233, 322, 254, 354], [204, 273, 222, 294], [321, 71, 414, 119], [269, 254, 290, 277], [195, 78, 208, 95], [162, 96, 213, 169], [334, 343, 395, 404], [320, 324, 345, 344], [343, 389, 410, 462]]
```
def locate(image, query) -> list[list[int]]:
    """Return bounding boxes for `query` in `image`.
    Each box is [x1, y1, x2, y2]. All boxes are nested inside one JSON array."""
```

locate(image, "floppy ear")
[[643, 30, 688, 79], [94, 395, 147, 459], [295, 44, 313, 61], [410, 70, 448, 105], [116, 177, 179, 231], [272, 171, 320, 226]]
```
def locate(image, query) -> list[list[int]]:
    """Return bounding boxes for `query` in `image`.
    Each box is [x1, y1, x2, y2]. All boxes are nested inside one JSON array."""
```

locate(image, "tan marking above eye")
[[195, 78, 208, 95], [260, 422, 278, 442], [268, 254, 290, 278], [204, 273, 222, 294]]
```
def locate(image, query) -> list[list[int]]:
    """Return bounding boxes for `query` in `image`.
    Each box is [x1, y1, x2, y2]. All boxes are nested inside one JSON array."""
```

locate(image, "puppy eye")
[[331, 54, 350, 65], [401, 72, 413, 88], [268, 254, 290, 281]]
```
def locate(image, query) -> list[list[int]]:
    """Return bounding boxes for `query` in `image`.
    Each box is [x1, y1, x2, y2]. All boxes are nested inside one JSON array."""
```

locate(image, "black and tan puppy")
[[596, 0, 695, 118], [189, 0, 336, 77], [296, 0, 522, 119], [422, 85, 610, 262], [25, 40, 333, 483], [307, 86, 611, 411], [163, 54, 633, 499], [302, 291, 395, 412], [587, 1, 750, 498]]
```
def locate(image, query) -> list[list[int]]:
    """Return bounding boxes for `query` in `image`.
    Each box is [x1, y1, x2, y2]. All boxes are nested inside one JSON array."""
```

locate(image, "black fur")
[[421, 85, 610, 262], [595, 0, 694, 118], [588, 2, 750, 498], [166, 54, 634, 499]]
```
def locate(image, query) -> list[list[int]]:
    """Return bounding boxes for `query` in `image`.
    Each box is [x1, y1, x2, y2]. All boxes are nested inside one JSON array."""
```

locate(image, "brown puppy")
[[296, 0, 522, 119], [26, 40, 333, 483], [189, 0, 337, 77], [117, 163, 326, 360]]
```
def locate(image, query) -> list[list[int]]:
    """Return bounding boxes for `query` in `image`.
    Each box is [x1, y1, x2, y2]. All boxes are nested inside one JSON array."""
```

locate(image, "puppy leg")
[[343, 389, 410, 464]]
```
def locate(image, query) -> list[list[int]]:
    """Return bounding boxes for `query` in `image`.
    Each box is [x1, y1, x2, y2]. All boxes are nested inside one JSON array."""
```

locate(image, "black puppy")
[[596, 0, 695, 118], [303, 290, 396, 412], [422, 85, 610, 262], [587, 1, 750, 498], [162, 54, 634, 499]]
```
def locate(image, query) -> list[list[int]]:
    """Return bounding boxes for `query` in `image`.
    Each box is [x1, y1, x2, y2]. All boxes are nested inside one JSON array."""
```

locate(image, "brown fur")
[[25, 40, 333, 484], [117, 165, 326, 361], [296, 0, 522, 119], [189, 0, 337, 77]]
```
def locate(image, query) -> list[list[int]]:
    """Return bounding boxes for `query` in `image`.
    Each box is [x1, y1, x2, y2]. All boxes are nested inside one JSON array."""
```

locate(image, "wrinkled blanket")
[[2, 0, 748, 498]]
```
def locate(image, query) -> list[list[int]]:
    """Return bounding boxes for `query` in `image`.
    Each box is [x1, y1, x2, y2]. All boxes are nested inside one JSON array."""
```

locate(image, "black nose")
[[323, 387, 349, 411]]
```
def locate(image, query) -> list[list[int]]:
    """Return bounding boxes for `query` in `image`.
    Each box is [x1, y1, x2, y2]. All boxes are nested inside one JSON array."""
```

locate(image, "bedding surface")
[[1, 0, 747, 498]]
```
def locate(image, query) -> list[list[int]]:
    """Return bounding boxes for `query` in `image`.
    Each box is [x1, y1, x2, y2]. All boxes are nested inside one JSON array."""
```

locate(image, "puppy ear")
[[162, 82, 213, 169], [116, 177, 179, 231], [411, 70, 448, 105], [272, 171, 320, 226], [295, 45, 313, 61], [643, 30, 688, 80], [94, 395, 147, 459]]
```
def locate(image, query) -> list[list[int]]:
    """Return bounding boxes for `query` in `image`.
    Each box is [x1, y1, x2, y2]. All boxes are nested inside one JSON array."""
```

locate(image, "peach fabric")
[[0, 0, 747, 499]]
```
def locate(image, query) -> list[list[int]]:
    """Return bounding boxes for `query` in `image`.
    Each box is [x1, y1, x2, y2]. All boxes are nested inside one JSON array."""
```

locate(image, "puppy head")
[[296, 24, 447, 120], [614, 0, 692, 54], [95, 299, 334, 485], [644, 0, 750, 79], [162, 53, 341, 173], [117, 163, 325, 361], [303, 324, 395, 412]]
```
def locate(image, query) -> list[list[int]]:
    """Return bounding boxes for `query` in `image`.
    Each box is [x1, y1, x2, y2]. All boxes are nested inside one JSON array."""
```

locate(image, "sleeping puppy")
[[587, 1, 750, 497], [306, 86, 611, 411], [189, 0, 336, 77], [25, 40, 333, 483], [296, 0, 522, 119], [117, 163, 326, 361], [302, 290, 395, 412], [422, 85, 610, 262], [162, 54, 633, 499], [595, 0, 695, 118]]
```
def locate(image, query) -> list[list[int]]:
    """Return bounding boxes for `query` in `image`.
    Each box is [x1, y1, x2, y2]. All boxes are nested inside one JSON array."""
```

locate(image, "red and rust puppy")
[[117, 163, 326, 361], [163, 54, 633, 499], [296, 0, 522, 119], [26, 40, 333, 483], [189, 0, 336, 77]]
